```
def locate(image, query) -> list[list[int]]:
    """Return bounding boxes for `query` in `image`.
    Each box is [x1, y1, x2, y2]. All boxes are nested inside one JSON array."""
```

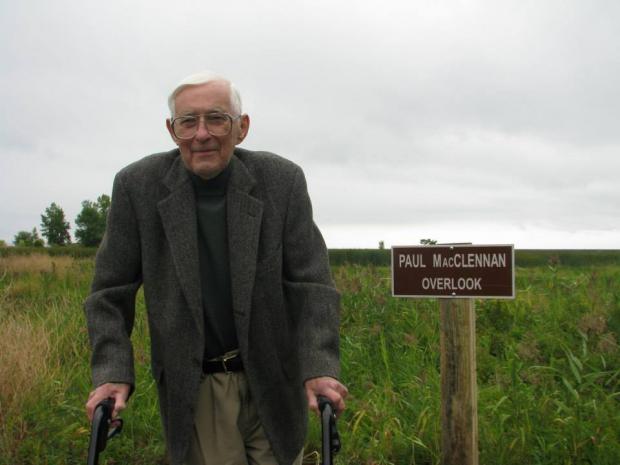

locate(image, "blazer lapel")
[[157, 155, 203, 334], [227, 155, 263, 351]]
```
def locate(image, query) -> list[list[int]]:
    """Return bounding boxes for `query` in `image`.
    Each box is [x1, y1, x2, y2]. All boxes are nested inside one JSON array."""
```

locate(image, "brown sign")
[[392, 244, 515, 299]]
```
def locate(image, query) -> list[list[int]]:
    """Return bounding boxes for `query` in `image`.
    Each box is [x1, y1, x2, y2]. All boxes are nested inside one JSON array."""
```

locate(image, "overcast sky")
[[1, 0, 619, 248]]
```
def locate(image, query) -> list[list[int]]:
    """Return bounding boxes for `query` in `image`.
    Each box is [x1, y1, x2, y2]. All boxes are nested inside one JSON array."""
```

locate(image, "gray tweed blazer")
[[85, 147, 340, 465]]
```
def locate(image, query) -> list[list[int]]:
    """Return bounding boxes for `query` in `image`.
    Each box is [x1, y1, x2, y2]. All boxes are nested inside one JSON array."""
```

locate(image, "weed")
[[1, 256, 620, 463]]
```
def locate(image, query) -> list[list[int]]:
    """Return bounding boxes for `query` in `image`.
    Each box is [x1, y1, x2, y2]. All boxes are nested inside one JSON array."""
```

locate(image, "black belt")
[[203, 354, 243, 374]]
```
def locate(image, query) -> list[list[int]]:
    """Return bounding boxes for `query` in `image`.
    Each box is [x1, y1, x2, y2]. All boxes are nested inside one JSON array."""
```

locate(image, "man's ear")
[[166, 119, 178, 144], [237, 114, 250, 144]]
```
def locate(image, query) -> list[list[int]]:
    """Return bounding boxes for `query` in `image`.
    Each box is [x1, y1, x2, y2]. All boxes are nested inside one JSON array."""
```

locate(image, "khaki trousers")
[[186, 371, 303, 465]]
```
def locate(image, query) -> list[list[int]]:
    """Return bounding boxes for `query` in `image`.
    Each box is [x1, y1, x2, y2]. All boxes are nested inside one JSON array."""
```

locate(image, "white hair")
[[167, 70, 243, 117]]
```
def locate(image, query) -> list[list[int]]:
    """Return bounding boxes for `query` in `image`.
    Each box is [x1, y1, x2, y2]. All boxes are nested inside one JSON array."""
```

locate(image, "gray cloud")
[[1, 0, 619, 247]]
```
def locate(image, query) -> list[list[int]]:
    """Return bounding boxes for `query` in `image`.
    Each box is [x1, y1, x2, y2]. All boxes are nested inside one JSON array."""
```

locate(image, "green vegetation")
[[0, 255, 163, 465], [9, 194, 110, 249], [1, 255, 619, 464], [74, 195, 110, 247], [13, 228, 44, 248], [40, 202, 71, 246], [328, 249, 620, 268], [0, 246, 97, 259], [331, 264, 620, 464], [2, 247, 619, 268]]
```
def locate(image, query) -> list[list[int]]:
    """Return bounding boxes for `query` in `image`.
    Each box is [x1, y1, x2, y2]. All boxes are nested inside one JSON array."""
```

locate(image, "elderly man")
[[85, 71, 347, 465]]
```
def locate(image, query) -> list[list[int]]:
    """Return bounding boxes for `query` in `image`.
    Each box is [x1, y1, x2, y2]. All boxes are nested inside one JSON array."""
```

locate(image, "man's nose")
[[194, 117, 211, 140]]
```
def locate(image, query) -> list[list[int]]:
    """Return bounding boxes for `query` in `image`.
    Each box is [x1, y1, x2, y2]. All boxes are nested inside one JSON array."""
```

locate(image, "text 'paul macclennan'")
[[398, 253, 507, 268]]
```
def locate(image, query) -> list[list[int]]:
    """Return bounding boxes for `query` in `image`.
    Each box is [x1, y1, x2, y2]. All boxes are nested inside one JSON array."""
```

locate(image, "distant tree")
[[97, 194, 111, 217], [420, 238, 438, 245], [40, 203, 71, 246], [0, 239, 6, 247], [75, 201, 99, 246], [32, 228, 44, 247], [13, 228, 44, 247], [75, 194, 110, 247], [378, 240, 385, 250], [13, 231, 32, 246]]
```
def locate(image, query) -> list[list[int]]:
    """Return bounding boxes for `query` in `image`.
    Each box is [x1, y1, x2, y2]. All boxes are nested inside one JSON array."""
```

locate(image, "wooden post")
[[440, 298, 478, 465]]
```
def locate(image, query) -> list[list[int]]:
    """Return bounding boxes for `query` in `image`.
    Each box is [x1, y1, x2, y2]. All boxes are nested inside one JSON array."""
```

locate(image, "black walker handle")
[[318, 395, 341, 465], [87, 398, 123, 465]]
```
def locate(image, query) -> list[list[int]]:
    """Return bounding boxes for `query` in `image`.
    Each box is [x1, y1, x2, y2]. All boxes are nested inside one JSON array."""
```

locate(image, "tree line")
[[9, 195, 110, 248]]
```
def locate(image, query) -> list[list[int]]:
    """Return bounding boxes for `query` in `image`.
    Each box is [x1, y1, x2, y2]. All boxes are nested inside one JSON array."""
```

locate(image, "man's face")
[[166, 81, 249, 179]]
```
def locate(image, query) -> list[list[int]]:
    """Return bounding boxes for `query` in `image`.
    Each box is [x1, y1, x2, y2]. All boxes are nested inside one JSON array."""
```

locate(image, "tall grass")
[[3, 246, 620, 267], [0, 256, 164, 465], [0, 313, 54, 425], [1, 256, 619, 464]]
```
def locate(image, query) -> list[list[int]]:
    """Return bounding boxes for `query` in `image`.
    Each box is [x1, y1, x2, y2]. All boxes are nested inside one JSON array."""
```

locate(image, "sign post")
[[392, 244, 515, 465], [440, 297, 478, 465]]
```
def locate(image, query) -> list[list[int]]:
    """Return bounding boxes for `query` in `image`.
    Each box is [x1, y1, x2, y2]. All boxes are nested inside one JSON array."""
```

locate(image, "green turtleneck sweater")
[[190, 163, 238, 360]]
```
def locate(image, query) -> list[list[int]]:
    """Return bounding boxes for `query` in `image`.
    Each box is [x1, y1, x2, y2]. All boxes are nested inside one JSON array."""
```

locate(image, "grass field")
[[1, 253, 619, 464]]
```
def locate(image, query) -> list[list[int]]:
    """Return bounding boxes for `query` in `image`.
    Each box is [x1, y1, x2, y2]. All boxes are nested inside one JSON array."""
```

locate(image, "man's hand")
[[85, 383, 131, 421], [304, 377, 348, 417]]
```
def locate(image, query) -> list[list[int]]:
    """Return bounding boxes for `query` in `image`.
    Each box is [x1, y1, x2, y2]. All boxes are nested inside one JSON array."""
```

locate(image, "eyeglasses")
[[170, 112, 241, 140]]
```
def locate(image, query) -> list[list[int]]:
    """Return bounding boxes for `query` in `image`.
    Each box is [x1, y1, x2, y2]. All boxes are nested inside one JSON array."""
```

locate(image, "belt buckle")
[[220, 352, 236, 374]]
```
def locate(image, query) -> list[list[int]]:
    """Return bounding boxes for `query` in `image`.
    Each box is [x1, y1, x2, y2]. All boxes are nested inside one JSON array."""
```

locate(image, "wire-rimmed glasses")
[[170, 112, 241, 139]]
